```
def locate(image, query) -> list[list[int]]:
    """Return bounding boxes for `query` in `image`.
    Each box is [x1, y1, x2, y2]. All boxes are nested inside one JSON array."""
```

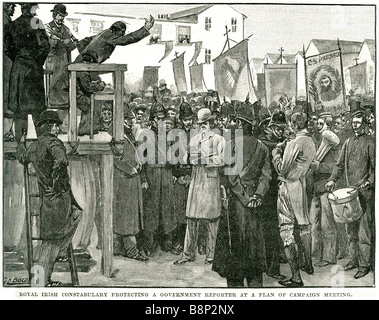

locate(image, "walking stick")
[[221, 185, 232, 254], [21, 130, 34, 283]]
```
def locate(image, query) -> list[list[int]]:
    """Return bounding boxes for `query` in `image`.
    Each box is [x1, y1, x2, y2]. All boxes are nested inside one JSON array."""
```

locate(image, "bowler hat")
[[51, 4, 68, 16], [37, 110, 63, 127], [197, 108, 216, 124]]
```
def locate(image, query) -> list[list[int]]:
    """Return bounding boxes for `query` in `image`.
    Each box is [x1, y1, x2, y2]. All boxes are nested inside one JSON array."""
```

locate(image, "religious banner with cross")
[[305, 49, 347, 116], [213, 39, 257, 103], [349, 61, 368, 95], [171, 52, 188, 93], [264, 64, 297, 108]]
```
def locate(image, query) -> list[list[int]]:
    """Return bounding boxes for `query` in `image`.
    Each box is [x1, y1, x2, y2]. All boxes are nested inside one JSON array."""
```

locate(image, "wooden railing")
[[68, 63, 127, 143]]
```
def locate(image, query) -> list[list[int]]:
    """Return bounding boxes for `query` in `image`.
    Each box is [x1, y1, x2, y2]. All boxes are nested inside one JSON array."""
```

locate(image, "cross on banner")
[[174, 51, 179, 59], [354, 57, 359, 65], [224, 25, 231, 50], [279, 47, 284, 64]]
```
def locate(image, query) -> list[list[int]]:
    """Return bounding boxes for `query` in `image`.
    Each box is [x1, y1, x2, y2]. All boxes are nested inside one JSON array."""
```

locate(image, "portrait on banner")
[[306, 50, 347, 115]]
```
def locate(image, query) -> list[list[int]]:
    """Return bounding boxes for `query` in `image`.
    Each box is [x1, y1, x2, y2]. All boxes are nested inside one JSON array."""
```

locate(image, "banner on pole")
[[349, 61, 367, 95], [264, 64, 297, 107], [213, 39, 257, 103], [306, 49, 347, 115], [190, 63, 205, 93], [172, 52, 188, 93]]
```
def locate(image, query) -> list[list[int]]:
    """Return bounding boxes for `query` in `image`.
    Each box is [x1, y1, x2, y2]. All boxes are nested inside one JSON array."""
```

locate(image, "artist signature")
[[4, 277, 30, 286]]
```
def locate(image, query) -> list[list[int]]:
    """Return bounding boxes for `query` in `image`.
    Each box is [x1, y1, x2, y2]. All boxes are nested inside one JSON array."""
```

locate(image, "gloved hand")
[[247, 194, 262, 208]]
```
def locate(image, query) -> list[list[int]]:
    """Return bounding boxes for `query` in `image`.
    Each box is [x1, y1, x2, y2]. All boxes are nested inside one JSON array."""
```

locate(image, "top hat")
[[51, 4, 68, 16], [37, 110, 63, 127], [268, 110, 287, 128], [197, 108, 216, 124]]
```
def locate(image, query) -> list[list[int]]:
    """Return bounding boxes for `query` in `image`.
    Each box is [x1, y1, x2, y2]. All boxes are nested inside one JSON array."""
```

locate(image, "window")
[[205, 49, 211, 64], [205, 17, 211, 31], [158, 14, 169, 19], [177, 25, 191, 44], [150, 23, 162, 44], [66, 18, 80, 33], [231, 17, 237, 32], [90, 20, 104, 34]]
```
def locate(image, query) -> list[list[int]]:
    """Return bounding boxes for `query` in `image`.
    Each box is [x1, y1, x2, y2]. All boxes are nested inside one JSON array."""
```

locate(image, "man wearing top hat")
[[309, 112, 341, 268], [174, 108, 225, 265], [258, 110, 287, 281], [7, 3, 50, 141], [212, 103, 272, 287], [326, 107, 375, 279], [17, 110, 82, 286], [45, 4, 77, 106]]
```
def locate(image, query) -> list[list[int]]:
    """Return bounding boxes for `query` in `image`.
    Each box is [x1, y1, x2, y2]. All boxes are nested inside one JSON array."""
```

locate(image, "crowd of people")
[[3, 3, 376, 288]]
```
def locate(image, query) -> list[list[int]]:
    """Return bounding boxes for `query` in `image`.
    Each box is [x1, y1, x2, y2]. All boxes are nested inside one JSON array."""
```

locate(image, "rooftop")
[[309, 39, 363, 55]]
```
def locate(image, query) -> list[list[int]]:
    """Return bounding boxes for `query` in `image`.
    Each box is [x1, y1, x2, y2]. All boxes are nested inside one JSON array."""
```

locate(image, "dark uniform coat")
[[141, 127, 176, 234], [213, 135, 271, 279], [18, 133, 81, 240], [7, 14, 50, 116], [113, 132, 145, 235]]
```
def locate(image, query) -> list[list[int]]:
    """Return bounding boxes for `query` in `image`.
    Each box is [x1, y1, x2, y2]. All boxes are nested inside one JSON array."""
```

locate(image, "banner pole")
[[337, 39, 348, 111], [303, 44, 311, 117]]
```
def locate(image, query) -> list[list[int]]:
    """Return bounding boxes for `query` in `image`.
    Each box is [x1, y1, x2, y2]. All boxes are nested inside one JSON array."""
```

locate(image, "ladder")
[[23, 150, 79, 287]]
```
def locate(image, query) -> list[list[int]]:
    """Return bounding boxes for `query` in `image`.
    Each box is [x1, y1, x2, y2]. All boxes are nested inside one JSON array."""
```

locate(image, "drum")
[[327, 187, 363, 223]]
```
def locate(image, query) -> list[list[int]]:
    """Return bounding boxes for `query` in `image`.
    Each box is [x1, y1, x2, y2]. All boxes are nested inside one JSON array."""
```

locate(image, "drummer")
[[326, 107, 375, 279]]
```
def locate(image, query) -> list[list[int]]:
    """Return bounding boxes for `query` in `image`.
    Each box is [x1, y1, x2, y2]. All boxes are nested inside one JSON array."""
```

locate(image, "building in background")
[[64, 4, 246, 94], [305, 39, 363, 94]]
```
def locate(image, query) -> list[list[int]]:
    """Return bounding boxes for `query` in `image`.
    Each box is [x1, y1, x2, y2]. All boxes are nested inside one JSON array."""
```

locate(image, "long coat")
[[113, 132, 144, 235], [212, 135, 271, 279], [141, 128, 177, 234], [44, 21, 76, 106], [7, 14, 50, 116], [186, 130, 225, 220], [18, 133, 82, 240]]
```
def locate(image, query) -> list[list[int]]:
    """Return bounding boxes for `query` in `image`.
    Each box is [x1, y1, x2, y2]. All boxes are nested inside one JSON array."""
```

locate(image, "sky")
[[13, 1, 376, 58]]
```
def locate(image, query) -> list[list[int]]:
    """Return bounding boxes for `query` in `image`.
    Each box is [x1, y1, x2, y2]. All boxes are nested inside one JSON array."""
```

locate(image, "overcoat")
[[213, 135, 271, 279], [7, 14, 49, 116], [113, 132, 145, 235], [44, 21, 76, 106], [18, 133, 82, 240], [186, 130, 225, 220]]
